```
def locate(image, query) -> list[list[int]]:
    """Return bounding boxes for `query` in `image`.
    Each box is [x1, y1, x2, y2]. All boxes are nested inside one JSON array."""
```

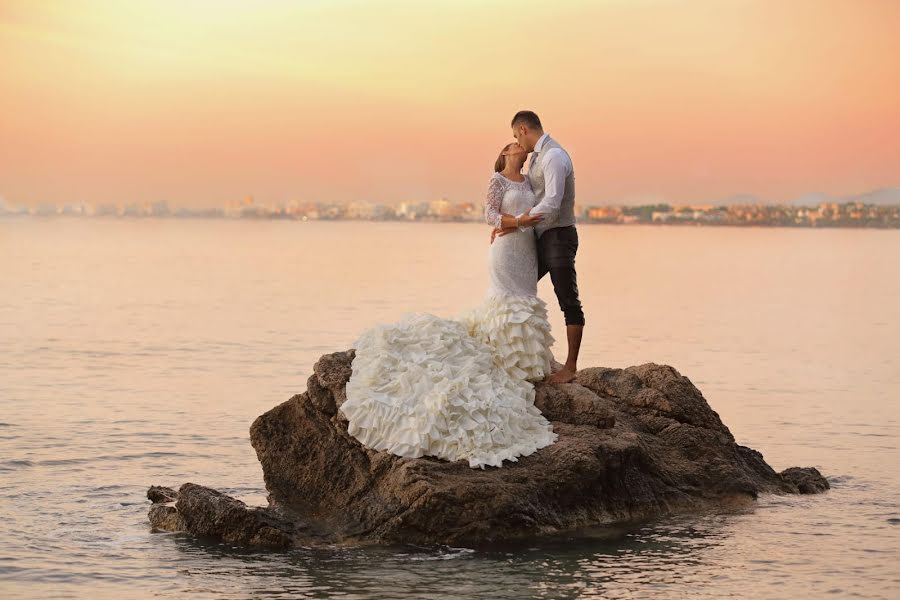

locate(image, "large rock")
[[147, 350, 828, 547]]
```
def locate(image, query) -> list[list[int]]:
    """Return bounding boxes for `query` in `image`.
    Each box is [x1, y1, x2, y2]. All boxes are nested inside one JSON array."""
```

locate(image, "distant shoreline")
[[5, 194, 900, 228], [3, 213, 899, 229]]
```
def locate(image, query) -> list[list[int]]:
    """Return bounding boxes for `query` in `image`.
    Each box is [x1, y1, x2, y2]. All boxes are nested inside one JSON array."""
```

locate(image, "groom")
[[502, 110, 584, 384]]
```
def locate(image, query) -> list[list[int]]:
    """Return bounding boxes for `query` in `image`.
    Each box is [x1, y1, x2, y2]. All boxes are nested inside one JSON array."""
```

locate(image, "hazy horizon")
[[2, 0, 898, 209], [3, 186, 900, 212]]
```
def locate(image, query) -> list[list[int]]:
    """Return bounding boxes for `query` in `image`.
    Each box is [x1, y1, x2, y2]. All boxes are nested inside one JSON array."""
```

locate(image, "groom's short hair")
[[511, 110, 542, 131]]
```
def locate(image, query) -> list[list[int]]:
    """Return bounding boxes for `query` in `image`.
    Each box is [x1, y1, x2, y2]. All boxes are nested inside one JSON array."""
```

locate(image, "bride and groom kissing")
[[340, 110, 584, 469]]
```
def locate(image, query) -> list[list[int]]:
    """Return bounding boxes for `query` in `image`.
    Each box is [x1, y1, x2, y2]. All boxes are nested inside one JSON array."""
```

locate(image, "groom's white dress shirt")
[[529, 132, 572, 223], [516, 132, 573, 230]]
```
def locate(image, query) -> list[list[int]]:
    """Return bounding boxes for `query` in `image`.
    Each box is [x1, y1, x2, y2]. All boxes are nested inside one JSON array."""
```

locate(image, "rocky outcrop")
[[779, 466, 832, 494], [147, 483, 317, 548], [147, 350, 828, 548]]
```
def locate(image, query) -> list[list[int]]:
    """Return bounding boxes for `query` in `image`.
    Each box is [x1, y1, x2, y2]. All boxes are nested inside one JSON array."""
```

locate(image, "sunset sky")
[[1, 0, 898, 207]]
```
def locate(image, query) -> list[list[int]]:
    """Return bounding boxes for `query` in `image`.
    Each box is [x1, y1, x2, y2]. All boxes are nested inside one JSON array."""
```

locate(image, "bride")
[[339, 142, 558, 469]]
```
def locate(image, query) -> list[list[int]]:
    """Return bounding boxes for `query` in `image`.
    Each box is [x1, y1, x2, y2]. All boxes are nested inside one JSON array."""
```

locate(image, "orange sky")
[[1, 0, 898, 207]]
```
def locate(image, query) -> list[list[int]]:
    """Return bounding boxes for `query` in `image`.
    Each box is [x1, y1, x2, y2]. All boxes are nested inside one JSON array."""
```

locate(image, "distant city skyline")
[[3, 185, 900, 212], [1, 1, 898, 208]]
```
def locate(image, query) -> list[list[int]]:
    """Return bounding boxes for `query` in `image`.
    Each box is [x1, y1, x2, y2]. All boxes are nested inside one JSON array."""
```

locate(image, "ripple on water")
[[0, 459, 33, 472], [396, 547, 476, 561], [35, 451, 197, 467]]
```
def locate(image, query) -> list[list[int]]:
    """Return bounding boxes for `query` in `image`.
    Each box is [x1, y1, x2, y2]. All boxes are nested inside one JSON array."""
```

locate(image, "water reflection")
[[157, 510, 747, 599]]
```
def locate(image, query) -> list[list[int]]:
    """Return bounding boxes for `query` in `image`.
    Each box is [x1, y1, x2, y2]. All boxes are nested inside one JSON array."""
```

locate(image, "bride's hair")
[[494, 143, 515, 173]]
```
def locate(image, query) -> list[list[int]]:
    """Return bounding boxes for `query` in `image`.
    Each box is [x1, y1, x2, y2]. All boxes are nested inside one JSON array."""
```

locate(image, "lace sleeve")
[[484, 176, 505, 228]]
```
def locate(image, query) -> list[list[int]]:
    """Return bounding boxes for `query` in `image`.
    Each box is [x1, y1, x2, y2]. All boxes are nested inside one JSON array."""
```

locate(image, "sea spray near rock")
[[147, 350, 828, 547]]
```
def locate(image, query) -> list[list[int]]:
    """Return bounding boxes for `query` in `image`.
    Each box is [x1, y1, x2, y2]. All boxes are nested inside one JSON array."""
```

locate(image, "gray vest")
[[527, 135, 576, 237]]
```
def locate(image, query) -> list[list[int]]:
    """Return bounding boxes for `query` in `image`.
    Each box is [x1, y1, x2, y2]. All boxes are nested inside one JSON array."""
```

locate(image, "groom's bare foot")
[[545, 367, 577, 384]]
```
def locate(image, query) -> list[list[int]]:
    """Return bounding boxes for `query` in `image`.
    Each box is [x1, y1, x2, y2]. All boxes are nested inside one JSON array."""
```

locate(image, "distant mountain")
[[788, 188, 900, 207], [843, 187, 900, 206], [611, 193, 670, 207], [788, 192, 833, 207], [598, 189, 896, 208], [709, 193, 762, 206]]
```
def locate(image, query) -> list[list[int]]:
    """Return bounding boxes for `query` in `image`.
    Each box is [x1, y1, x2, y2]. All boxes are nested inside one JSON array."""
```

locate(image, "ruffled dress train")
[[340, 172, 557, 468]]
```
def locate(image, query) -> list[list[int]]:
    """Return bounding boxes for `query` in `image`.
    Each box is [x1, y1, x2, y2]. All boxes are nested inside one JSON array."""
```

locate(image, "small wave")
[[823, 474, 853, 485], [395, 545, 476, 561], [0, 459, 33, 471], [37, 451, 186, 467], [92, 484, 128, 491]]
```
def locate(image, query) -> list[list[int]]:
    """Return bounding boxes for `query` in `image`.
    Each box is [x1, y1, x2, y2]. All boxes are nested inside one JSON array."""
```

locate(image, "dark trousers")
[[537, 225, 585, 326]]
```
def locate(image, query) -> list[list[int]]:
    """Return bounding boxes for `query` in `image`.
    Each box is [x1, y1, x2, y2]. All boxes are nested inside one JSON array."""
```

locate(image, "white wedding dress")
[[340, 173, 557, 469]]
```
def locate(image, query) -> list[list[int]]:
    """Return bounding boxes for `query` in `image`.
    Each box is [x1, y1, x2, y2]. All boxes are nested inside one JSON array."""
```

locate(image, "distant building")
[[458, 202, 480, 221], [428, 197, 453, 218], [371, 204, 395, 220], [397, 201, 429, 220], [150, 201, 171, 217], [29, 203, 57, 216], [586, 206, 622, 222], [345, 201, 375, 219]]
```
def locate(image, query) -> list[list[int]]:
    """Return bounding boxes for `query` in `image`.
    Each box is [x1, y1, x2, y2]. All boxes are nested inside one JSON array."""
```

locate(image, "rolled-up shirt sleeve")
[[484, 176, 505, 228], [529, 149, 569, 223]]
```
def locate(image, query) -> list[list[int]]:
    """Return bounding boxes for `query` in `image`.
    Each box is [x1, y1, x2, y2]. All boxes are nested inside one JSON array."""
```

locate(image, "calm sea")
[[1, 219, 898, 599]]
